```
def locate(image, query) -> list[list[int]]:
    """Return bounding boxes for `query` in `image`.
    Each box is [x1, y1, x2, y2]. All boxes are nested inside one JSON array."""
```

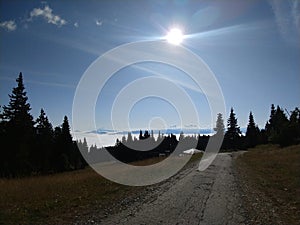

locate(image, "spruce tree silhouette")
[[53, 116, 74, 171], [1, 72, 35, 176], [35, 108, 54, 172], [1, 73, 299, 176], [127, 132, 133, 144], [0, 73, 88, 176], [246, 111, 260, 148], [265, 104, 276, 139], [289, 108, 300, 144], [62, 116, 75, 169], [225, 108, 241, 150], [214, 113, 225, 135], [265, 105, 289, 146], [139, 130, 143, 140]]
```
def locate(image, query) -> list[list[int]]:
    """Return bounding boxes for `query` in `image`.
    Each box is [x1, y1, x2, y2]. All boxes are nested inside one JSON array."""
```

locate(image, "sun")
[[166, 28, 184, 45]]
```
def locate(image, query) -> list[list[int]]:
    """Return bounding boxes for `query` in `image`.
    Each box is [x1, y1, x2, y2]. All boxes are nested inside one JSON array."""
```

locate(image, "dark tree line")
[[265, 104, 300, 146], [0, 73, 86, 177], [1, 73, 299, 176], [99, 105, 300, 163], [221, 106, 300, 150], [106, 131, 178, 163]]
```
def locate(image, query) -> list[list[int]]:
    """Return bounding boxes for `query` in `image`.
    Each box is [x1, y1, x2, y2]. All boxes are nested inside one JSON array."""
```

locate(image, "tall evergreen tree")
[[214, 113, 225, 135], [225, 108, 241, 150], [265, 105, 289, 145], [52, 116, 75, 171], [61, 116, 75, 169], [144, 130, 150, 139], [36, 109, 53, 134], [82, 137, 89, 156], [0, 106, 5, 175], [76, 138, 88, 155], [61, 116, 73, 143], [59, 115, 85, 169], [265, 104, 276, 131], [35, 108, 54, 172], [2, 73, 34, 125], [179, 131, 184, 141], [289, 107, 300, 143], [139, 130, 143, 140], [246, 111, 260, 148], [53, 126, 64, 171], [1, 73, 35, 175], [127, 132, 133, 143]]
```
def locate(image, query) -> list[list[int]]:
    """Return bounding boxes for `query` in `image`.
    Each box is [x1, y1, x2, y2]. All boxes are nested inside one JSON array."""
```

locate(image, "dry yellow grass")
[[0, 167, 141, 225], [236, 144, 300, 224], [0, 153, 202, 224]]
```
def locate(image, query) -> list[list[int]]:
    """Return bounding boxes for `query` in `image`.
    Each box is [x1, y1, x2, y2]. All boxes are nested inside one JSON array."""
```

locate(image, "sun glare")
[[166, 28, 184, 45]]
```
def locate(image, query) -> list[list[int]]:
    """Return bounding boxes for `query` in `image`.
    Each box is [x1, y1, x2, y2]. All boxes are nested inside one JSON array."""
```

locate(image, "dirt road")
[[98, 153, 247, 225]]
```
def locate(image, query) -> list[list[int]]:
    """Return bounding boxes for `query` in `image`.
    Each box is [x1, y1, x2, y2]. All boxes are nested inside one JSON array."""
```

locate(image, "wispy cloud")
[[28, 5, 67, 27], [128, 63, 203, 94], [0, 75, 75, 89], [95, 19, 103, 26], [269, 0, 300, 46], [74, 22, 79, 28], [38, 33, 103, 56], [26, 79, 76, 89], [0, 20, 17, 31]]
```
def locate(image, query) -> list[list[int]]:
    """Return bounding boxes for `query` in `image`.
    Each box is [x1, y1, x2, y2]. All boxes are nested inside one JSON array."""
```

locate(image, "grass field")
[[236, 144, 300, 224], [0, 167, 140, 225], [0, 153, 202, 225]]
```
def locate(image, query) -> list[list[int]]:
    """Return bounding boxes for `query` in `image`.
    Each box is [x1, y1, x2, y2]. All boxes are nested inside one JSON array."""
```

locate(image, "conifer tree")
[[82, 137, 88, 151], [62, 116, 73, 143], [2, 73, 34, 126], [35, 108, 54, 172], [265, 105, 289, 145], [1, 73, 35, 175], [179, 131, 184, 141], [214, 113, 225, 135], [53, 116, 74, 171], [59, 115, 85, 169], [121, 135, 127, 143], [127, 132, 133, 143], [144, 130, 150, 139], [246, 111, 260, 148], [139, 130, 143, 140], [289, 107, 300, 143], [61, 116, 75, 169], [225, 108, 241, 150], [36, 109, 53, 135], [0, 105, 6, 175]]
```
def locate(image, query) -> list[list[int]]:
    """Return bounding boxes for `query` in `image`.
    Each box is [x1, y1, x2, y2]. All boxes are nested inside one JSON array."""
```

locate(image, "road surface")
[[98, 153, 247, 225]]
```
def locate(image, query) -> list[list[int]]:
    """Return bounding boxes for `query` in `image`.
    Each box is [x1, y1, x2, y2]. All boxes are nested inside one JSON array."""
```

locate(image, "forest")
[[1, 73, 300, 177]]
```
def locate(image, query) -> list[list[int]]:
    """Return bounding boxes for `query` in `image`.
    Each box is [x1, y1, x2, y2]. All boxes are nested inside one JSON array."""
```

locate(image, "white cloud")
[[29, 5, 67, 27], [95, 19, 103, 26], [0, 20, 17, 31], [74, 22, 79, 28]]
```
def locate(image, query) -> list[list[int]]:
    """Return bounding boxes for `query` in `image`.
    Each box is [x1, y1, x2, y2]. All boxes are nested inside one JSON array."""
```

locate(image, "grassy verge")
[[0, 167, 140, 225], [0, 153, 202, 225], [236, 144, 300, 224]]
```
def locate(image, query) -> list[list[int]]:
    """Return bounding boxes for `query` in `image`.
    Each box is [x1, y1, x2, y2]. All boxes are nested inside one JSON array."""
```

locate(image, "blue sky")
[[1, 0, 299, 132]]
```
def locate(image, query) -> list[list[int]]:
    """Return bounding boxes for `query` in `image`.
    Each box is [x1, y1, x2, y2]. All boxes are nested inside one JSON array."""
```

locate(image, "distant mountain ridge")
[[87, 127, 247, 136], [88, 128, 213, 135]]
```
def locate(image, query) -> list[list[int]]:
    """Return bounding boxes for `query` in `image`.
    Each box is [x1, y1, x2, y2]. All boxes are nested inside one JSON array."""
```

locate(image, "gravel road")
[[99, 152, 248, 225]]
